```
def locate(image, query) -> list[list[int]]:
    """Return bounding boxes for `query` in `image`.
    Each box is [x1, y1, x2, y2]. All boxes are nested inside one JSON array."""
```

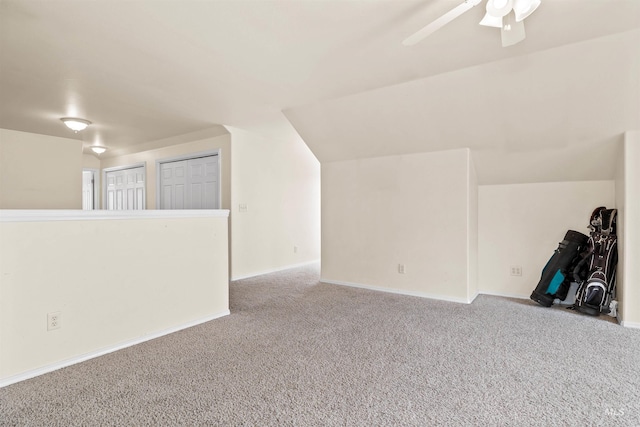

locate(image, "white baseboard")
[[468, 290, 480, 304], [231, 260, 320, 281], [322, 278, 474, 304], [0, 310, 230, 388], [620, 320, 640, 329], [478, 290, 530, 300]]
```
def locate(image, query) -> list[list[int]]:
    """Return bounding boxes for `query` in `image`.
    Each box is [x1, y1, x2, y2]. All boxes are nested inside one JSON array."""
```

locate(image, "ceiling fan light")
[[61, 117, 91, 132], [479, 13, 503, 28], [513, 0, 541, 22], [91, 146, 107, 155], [486, 0, 514, 17]]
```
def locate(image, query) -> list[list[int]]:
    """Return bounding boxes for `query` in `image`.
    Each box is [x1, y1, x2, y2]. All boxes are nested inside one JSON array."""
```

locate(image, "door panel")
[[116, 189, 123, 210], [162, 186, 172, 210], [160, 160, 187, 209], [191, 183, 202, 208], [127, 188, 134, 209], [188, 156, 218, 209]]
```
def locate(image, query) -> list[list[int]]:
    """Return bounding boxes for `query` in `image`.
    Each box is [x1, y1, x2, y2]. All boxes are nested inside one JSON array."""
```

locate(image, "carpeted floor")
[[1, 264, 639, 426]]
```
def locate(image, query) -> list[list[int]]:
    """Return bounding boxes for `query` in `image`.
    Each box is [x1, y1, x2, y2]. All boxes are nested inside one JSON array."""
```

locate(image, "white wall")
[[227, 127, 321, 280], [0, 129, 82, 209], [321, 148, 474, 303], [0, 211, 229, 385], [478, 180, 615, 298], [615, 138, 627, 322], [100, 133, 231, 210], [617, 131, 640, 327], [467, 154, 479, 300], [82, 154, 101, 170]]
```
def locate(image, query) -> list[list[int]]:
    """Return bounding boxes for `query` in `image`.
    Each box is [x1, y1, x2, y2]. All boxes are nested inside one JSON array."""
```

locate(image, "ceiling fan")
[[402, 0, 541, 48]]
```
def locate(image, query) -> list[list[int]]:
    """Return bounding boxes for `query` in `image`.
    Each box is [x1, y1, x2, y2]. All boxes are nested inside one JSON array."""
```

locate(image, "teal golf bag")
[[530, 230, 589, 307]]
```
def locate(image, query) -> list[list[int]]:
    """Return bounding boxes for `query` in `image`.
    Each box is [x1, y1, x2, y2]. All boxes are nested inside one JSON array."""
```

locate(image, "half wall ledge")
[[0, 209, 230, 222]]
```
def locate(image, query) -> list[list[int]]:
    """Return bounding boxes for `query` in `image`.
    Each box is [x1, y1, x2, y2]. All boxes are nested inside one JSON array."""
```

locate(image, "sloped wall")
[[286, 30, 639, 185]]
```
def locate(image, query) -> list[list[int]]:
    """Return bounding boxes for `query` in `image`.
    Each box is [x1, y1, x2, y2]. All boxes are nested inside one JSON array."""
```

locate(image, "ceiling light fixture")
[[91, 146, 107, 155], [61, 117, 91, 132], [480, 0, 539, 46], [486, 0, 513, 17], [500, 11, 526, 46], [479, 13, 503, 28], [403, 0, 541, 48]]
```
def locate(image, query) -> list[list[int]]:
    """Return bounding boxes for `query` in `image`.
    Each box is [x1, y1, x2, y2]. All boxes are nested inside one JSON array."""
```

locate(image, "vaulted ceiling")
[[1, 0, 639, 183]]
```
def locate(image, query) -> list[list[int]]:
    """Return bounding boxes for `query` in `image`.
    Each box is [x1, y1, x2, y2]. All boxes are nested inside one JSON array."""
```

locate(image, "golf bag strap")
[[572, 246, 594, 283]]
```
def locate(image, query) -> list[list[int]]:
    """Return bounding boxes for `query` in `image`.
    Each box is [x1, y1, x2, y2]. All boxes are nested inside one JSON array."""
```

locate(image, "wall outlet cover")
[[47, 312, 62, 331]]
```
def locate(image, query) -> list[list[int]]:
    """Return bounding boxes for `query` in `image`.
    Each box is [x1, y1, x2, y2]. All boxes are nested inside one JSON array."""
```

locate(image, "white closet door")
[[160, 160, 187, 209], [160, 155, 219, 209], [130, 168, 145, 210], [106, 167, 145, 210], [188, 156, 218, 209]]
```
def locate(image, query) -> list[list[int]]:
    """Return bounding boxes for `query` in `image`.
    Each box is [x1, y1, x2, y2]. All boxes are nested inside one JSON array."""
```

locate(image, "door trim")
[[102, 162, 146, 210], [155, 150, 221, 209]]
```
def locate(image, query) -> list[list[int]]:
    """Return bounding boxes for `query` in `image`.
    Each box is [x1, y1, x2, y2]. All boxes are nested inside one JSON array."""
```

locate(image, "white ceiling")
[[1, 0, 639, 183]]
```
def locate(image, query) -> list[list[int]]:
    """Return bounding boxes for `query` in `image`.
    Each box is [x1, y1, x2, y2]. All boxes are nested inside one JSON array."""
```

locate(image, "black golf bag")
[[530, 230, 589, 307], [573, 207, 618, 316]]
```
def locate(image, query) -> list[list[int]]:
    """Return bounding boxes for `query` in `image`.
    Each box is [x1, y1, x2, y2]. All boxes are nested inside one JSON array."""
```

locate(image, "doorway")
[[82, 169, 100, 210]]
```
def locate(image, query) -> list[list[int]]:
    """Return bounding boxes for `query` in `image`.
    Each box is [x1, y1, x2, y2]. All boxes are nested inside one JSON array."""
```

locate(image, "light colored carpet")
[[1, 264, 639, 426]]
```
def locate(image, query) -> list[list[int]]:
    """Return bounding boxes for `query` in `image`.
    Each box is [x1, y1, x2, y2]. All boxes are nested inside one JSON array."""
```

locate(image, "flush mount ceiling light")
[[91, 146, 107, 155], [60, 117, 91, 132], [403, 0, 541, 47]]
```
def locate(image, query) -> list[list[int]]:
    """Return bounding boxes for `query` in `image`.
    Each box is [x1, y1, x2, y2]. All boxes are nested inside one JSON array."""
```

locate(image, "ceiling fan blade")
[[501, 11, 526, 47], [402, 0, 481, 46]]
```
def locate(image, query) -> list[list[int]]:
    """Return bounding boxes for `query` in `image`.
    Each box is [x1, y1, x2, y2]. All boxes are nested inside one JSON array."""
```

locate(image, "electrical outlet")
[[398, 264, 406, 274], [47, 312, 61, 331], [238, 203, 248, 213], [510, 266, 522, 276]]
